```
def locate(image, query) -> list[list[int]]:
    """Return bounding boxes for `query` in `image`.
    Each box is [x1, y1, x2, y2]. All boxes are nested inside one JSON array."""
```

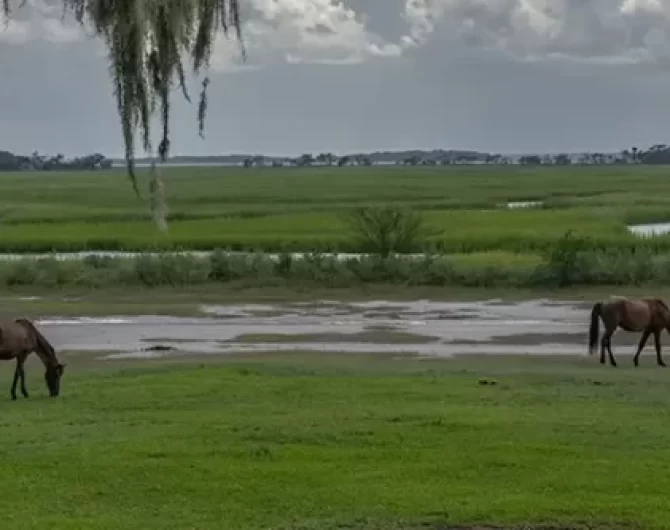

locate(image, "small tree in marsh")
[[343, 206, 439, 257]]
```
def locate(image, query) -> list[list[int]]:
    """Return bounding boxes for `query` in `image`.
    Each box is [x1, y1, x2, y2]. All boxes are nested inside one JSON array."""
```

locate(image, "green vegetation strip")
[[3, 353, 666, 529], [0, 244, 669, 290], [0, 165, 669, 252]]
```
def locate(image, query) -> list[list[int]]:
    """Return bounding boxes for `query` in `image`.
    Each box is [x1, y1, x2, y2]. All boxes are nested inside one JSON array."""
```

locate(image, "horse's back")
[[603, 297, 664, 330], [0, 319, 32, 358]]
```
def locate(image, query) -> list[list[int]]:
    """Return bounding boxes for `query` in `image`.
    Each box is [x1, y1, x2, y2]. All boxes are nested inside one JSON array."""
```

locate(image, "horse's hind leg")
[[654, 330, 667, 367], [10, 354, 28, 400], [634, 329, 652, 367], [602, 328, 617, 367], [600, 334, 607, 364], [600, 324, 616, 366], [12, 354, 28, 399]]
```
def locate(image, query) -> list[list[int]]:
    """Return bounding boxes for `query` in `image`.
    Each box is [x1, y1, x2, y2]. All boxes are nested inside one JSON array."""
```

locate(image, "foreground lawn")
[[2, 353, 670, 529]]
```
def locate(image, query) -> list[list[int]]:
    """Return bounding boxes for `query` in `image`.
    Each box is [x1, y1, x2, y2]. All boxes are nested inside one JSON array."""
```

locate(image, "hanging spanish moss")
[[3, 0, 245, 228], [148, 160, 168, 232]]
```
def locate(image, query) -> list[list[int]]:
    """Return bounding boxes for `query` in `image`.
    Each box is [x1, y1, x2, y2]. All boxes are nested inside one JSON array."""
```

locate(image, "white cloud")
[[0, 0, 86, 44], [401, 0, 670, 66], [211, 0, 406, 71], [4, 0, 670, 71], [0, 0, 87, 44]]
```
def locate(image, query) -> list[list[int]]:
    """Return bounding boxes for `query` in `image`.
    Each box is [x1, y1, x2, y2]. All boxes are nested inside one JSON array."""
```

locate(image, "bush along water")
[[2, 244, 670, 289]]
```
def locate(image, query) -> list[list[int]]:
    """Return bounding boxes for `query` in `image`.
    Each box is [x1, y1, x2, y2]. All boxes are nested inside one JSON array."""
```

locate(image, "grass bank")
[[2, 353, 669, 529], [2, 247, 670, 292]]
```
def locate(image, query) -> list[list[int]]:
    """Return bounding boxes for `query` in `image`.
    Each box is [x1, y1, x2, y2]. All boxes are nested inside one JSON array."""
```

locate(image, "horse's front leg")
[[654, 331, 666, 367], [634, 329, 651, 367], [10, 358, 20, 401], [604, 331, 617, 367], [17, 355, 28, 398]]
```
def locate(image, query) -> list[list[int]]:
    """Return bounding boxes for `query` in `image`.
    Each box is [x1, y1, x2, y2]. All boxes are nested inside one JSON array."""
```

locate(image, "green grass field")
[[3, 352, 670, 530], [4, 165, 670, 530], [1, 164, 670, 253]]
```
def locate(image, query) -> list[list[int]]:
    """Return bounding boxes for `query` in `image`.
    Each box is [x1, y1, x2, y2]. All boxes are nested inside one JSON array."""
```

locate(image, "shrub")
[[342, 206, 440, 257], [540, 230, 593, 287]]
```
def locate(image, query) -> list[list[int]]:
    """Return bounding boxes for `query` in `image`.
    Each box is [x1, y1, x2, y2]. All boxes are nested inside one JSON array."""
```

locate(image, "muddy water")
[[30, 299, 633, 361]]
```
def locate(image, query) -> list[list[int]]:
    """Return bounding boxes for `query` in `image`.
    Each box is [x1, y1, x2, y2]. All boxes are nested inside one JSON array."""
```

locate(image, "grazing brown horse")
[[0, 318, 66, 400], [588, 297, 670, 367]]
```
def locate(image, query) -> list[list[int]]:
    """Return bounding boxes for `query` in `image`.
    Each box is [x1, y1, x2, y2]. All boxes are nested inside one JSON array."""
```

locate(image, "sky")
[[2, 0, 670, 157]]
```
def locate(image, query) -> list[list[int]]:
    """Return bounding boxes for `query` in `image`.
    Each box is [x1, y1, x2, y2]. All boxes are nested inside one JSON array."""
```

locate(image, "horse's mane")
[[14, 318, 56, 359]]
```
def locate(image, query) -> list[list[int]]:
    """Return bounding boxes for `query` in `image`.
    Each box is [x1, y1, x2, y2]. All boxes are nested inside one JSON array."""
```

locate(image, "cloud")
[[0, 0, 86, 44], [4, 0, 670, 72], [0, 0, 406, 70], [210, 0, 406, 71], [402, 0, 670, 66]]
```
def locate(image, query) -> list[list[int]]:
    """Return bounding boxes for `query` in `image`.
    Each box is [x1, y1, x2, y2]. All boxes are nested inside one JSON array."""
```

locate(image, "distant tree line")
[[5, 143, 670, 172], [0, 151, 113, 172], [241, 144, 670, 168], [243, 153, 374, 168], [516, 145, 665, 166]]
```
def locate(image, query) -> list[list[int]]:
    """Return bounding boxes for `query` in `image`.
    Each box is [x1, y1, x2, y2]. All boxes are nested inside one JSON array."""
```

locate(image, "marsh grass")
[[1, 165, 670, 253]]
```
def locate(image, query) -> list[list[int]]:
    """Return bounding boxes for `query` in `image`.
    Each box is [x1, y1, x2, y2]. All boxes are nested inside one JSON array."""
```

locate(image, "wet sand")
[[30, 298, 650, 361]]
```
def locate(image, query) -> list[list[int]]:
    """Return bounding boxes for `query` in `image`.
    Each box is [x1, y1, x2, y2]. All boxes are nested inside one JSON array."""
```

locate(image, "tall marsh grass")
[[4, 166, 670, 255]]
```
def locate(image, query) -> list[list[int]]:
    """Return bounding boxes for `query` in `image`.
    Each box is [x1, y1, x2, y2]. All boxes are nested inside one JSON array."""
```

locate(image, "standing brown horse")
[[588, 297, 670, 367], [0, 318, 66, 400]]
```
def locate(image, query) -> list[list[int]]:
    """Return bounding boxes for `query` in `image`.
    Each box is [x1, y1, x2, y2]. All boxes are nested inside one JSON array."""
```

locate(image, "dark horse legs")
[[654, 331, 667, 367], [633, 329, 651, 367], [600, 331, 617, 367], [629, 329, 666, 368], [10, 354, 29, 400]]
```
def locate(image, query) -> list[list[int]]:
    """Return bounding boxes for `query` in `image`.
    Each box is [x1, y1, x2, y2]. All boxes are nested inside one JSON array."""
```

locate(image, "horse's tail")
[[15, 318, 56, 358], [588, 302, 603, 355]]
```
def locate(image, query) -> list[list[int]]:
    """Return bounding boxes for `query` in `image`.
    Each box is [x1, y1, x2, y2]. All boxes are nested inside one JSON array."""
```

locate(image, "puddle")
[[506, 200, 543, 209], [628, 222, 670, 237], [31, 299, 603, 360], [0, 251, 426, 262], [227, 330, 441, 345]]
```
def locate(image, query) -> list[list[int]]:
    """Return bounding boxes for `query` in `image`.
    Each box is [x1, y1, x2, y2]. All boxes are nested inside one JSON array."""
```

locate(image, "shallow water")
[[506, 201, 543, 209], [31, 299, 627, 361], [0, 250, 423, 262], [628, 222, 670, 237]]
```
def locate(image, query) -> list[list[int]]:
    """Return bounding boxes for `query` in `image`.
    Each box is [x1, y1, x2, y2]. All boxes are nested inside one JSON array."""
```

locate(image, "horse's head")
[[44, 363, 66, 397]]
